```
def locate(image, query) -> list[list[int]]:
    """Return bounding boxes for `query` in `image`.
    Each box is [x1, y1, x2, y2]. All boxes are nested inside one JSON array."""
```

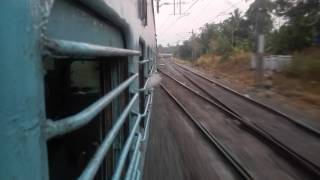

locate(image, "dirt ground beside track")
[[175, 57, 320, 122]]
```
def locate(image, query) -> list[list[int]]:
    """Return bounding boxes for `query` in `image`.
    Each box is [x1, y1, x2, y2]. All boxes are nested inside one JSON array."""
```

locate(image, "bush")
[[285, 48, 320, 81]]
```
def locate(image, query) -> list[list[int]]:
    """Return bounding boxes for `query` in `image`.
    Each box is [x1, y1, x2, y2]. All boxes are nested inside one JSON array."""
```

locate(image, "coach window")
[[138, 0, 148, 26]]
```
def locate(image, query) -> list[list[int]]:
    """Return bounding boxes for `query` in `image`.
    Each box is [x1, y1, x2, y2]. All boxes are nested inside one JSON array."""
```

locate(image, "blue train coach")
[[0, 0, 157, 179]]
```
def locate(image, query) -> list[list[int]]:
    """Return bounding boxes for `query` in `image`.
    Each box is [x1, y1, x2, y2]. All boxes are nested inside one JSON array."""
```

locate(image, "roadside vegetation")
[[166, 0, 320, 118]]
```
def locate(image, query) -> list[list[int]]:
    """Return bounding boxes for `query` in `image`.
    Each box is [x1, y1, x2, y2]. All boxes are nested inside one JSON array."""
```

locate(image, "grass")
[[176, 48, 320, 119], [285, 47, 320, 81]]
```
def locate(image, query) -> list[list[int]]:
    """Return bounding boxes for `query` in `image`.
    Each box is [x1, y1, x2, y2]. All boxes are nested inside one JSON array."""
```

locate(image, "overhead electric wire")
[[176, 0, 246, 44], [159, 0, 251, 44], [159, 0, 201, 35]]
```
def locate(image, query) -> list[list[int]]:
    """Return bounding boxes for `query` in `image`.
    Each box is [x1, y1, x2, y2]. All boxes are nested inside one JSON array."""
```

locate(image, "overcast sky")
[[154, 0, 255, 46]]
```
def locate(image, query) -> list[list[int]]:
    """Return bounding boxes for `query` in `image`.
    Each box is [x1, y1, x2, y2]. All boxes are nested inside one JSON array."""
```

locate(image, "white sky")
[[154, 0, 255, 46]]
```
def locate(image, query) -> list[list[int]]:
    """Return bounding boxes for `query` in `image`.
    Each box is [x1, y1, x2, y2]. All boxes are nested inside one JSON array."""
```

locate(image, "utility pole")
[[176, 42, 180, 58], [255, 2, 265, 88], [157, 0, 187, 15], [179, 0, 182, 15], [173, 0, 176, 15], [191, 29, 195, 61]]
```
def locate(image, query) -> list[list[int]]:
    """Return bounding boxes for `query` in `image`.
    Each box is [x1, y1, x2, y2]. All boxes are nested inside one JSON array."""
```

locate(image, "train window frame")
[[138, 0, 148, 26]]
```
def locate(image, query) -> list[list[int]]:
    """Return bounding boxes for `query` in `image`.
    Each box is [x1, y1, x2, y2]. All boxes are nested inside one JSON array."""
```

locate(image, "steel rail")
[[172, 63, 244, 118], [44, 39, 140, 58], [249, 122, 320, 178], [45, 73, 138, 139], [175, 63, 320, 136], [158, 69, 242, 119], [160, 84, 254, 180], [161, 63, 320, 178]]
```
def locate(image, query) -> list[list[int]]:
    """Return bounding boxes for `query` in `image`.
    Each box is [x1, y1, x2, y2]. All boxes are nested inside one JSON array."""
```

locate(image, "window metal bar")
[[142, 92, 153, 141], [78, 93, 139, 180], [112, 115, 142, 180], [44, 39, 141, 58], [132, 152, 142, 180], [113, 92, 152, 180], [124, 133, 142, 180], [139, 59, 150, 64], [135, 170, 141, 180], [45, 73, 138, 139], [139, 78, 151, 92]]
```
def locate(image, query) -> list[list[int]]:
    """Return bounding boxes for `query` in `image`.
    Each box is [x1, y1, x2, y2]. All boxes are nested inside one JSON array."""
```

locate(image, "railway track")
[[157, 58, 320, 179], [160, 84, 254, 180], [175, 62, 320, 136], [169, 61, 320, 171]]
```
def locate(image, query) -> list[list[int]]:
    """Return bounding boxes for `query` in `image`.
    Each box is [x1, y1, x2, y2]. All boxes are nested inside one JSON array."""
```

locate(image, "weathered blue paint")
[[0, 1, 49, 179], [74, 1, 157, 127], [1, 0, 156, 179], [45, 73, 138, 139], [47, 0, 124, 48]]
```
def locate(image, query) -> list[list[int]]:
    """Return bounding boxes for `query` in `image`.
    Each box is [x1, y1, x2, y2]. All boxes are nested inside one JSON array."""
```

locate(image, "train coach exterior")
[[0, 0, 157, 180]]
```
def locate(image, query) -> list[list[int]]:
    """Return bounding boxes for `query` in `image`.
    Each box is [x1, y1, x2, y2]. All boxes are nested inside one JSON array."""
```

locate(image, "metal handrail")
[[112, 114, 142, 180], [78, 93, 139, 180], [45, 73, 138, 139], [123, 92, 153, 180], [139, 78, 151, 92], [42, 36, 155, 179], [79, 92, 153, 180], [44, 39, 141, 58], [125, 95, 153, 180], [142, 92, 153, 141], [139, 63, 156, 92], [124, 133, 142, 180], [139, 59, 150, 64]]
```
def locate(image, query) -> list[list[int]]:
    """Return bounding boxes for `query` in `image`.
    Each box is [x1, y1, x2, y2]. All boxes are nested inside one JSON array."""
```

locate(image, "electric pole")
[[191, 29, 195, 61], [255, 1, 265, 88], [156, 0, 187, 15], [173, 0, 176, 15]]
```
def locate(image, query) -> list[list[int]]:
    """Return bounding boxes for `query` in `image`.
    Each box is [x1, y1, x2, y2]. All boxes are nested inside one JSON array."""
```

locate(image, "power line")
[[178, 0, 214, 34], [157, 15, 171, 32], [159, 0, 250, 44], [208, 0, 245, 22], [159, 0, 201, 35], [161, 0, 245, 37], [177, 0, 246, 43]]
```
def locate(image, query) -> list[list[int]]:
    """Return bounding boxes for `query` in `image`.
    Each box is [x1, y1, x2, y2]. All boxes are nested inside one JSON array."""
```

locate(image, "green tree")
[[270, 0, 320, 52]]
